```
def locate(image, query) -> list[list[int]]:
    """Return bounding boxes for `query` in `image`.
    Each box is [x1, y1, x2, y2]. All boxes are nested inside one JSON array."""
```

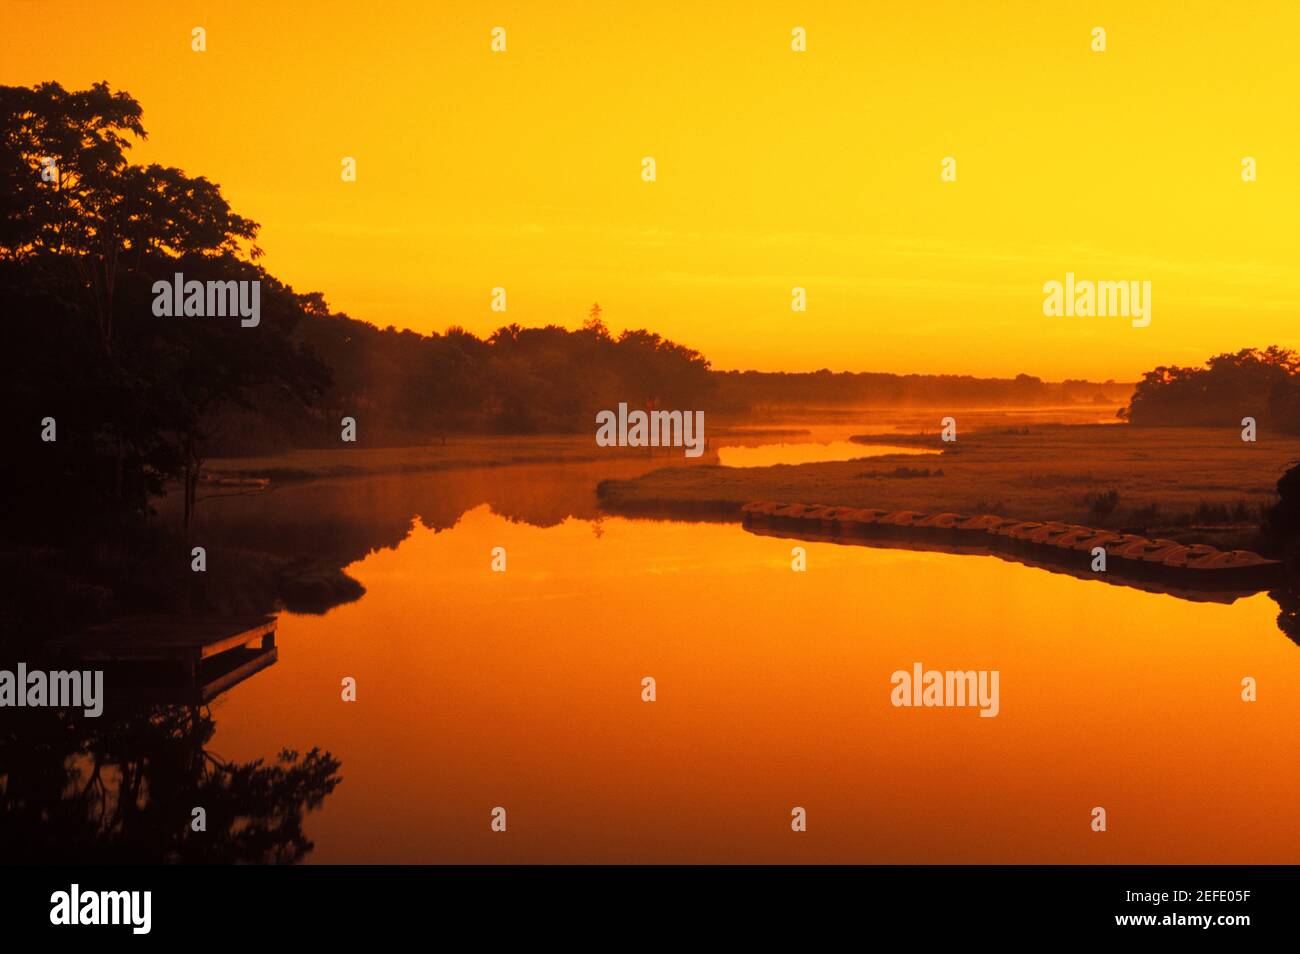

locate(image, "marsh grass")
[[598, 423, 1299, 546]]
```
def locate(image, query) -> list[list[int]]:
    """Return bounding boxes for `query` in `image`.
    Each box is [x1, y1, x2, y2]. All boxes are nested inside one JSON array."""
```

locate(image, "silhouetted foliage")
[[0, 701, 341, 863], [1, 83, 721, 548], [857, 466, 944, 479], [1120, 347, 1300, 429], [1, 81, 721, 553], [0, 82, 326, 545], [287, 314, 715, 445], [1082, 489, 1121, 520], [1263, 460, 1300, 552], [713, 369, 1122, 410]]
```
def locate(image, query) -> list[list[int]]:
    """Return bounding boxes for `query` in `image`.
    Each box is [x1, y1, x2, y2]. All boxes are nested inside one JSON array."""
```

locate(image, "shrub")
[[1082, 489, 1120, 519]]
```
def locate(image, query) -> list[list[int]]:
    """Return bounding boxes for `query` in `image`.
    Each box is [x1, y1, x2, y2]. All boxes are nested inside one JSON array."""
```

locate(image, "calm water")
[[716, 440, 936, 467], [714, 423, 939, 466], [189, 458, 1300, 864]]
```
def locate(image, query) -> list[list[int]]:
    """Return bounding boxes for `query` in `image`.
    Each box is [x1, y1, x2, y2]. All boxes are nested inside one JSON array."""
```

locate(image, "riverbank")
[[596, 424, 1299, 549], [204, 427, 812, 484]]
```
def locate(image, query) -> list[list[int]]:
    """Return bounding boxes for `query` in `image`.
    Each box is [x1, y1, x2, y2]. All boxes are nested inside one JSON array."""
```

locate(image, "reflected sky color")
[[717, 441, 937, 467], [209, 500, 1300, 863]]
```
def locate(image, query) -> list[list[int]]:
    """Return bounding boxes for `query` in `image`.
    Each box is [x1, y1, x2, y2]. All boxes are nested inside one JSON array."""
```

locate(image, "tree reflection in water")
[[1271, 585, 1300, 648], [0, 702, 340, 863]]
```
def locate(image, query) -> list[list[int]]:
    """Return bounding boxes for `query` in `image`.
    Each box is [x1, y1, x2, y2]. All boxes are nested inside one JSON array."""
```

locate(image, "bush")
[[1082, 489, 1120, 519], [1263, 460, 1300, 547], [857, 466, 944, 479]]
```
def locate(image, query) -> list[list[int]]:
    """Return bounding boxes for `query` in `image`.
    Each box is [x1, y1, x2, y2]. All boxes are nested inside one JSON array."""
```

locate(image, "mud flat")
[[597, 424, 1300, 548]]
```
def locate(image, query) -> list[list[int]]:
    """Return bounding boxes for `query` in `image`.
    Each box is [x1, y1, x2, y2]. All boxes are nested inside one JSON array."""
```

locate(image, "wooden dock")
[[48, 614, 278, 704]]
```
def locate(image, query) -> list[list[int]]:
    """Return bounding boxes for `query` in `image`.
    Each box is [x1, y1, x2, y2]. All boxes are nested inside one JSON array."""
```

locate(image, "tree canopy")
[[1, 82, 717, 546], [1121, 347, 1300, 430]]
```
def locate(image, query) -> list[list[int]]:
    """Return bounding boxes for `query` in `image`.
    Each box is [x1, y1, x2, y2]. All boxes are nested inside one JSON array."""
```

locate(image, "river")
[[179, 438, 1300, 863]]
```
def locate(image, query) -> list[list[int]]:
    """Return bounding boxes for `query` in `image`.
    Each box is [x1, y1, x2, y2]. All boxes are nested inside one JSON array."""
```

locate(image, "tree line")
[[713, 370, 1124, 409], [1120, 347, 1300, 431], [0, 82, 713, 545], [1, 81, 1136, 552]]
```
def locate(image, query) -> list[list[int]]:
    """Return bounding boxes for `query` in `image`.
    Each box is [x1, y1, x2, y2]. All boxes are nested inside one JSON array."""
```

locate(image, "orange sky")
[[4, 1, 1299, 378]]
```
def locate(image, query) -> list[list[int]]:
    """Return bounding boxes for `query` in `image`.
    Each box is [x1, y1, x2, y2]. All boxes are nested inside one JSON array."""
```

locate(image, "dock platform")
[[48, 614, 278, 704]]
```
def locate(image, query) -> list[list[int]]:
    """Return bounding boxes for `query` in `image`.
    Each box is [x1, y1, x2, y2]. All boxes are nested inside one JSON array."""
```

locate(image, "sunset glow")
[[6, 0, 1298, 377]]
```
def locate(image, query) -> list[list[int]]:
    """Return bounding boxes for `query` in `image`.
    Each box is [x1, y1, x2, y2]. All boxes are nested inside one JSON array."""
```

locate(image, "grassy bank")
[[205, 426, 812, 484], [597, 424, 1300, 548], [206, 436, 650, 483]]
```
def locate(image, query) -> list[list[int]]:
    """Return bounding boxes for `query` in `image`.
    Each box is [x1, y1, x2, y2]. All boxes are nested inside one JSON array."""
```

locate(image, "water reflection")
[[165, 457, 684, 616], [716, 441, 936, 467], [210, 504, 1300, 863], [174, 453, 1300, 640], [745, 522, 1276, 605], [1270, 586, 1300, 647], [0, 701, 340, 863], [12, 452, 1300, 863]]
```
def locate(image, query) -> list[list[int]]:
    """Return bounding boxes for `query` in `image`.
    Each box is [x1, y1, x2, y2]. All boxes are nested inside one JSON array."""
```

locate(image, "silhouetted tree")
[[0, 82, 326, 540], [1121, 347, 1300, 430], [1263, 460, 1300, 550]]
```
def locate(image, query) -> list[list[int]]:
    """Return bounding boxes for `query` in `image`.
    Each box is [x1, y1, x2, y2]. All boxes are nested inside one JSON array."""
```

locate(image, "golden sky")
[[4, 0, 1299, 379]]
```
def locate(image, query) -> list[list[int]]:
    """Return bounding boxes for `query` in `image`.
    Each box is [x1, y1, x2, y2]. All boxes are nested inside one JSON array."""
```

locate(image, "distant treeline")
[[1121, 347, 1300, 431], [279, 312, 715, 447], [713, 370, 1126, 409], [0, 82, 713, 543], [0, 80, 1134, 550]]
